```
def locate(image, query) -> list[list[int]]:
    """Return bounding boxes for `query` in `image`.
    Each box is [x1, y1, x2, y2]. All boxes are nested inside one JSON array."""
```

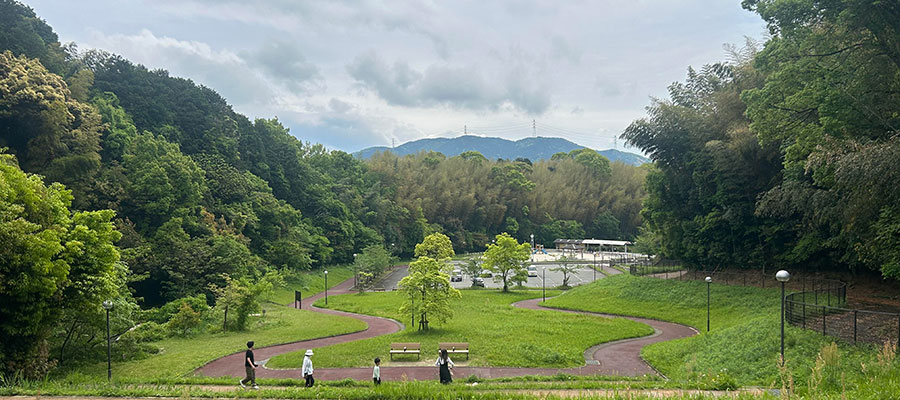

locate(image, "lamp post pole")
[[776, 270, 791, 366], [102, 300, 113, 381], [324, 270, 329, 305], [593, 252, 597, 282], [542, 267, 546, 302], [530, 234, 535, 262], [705, 277, 712, 332], [353, 253, 358, 289]]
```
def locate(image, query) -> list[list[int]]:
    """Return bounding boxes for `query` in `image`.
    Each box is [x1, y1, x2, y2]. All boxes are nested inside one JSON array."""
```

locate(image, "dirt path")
[[195, 274, 696, 381]]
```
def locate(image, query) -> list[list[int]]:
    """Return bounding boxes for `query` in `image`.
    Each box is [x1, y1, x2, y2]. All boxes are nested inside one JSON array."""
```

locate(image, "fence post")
[[822, 306, 827, 336], [853, 310, 857, 344], [802, 300, 806, 329]]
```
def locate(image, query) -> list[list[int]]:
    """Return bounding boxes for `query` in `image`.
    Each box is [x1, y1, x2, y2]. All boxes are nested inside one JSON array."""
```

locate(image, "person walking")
[[435, 349, 454, 384], [239, 341, 259, 389], [372, 357, 381, 385], [302, 349, 315, 387]]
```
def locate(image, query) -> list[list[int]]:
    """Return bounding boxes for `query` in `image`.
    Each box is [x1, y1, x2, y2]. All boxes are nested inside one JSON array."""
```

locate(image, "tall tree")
[[483, 233, 531, 292], [0, 151, 121, 378]]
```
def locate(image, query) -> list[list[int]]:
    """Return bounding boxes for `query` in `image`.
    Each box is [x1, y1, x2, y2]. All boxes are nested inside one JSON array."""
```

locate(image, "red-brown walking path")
[[195, 274, 697, 381]]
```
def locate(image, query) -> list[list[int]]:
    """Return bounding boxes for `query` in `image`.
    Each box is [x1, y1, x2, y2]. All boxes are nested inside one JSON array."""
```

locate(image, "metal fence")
[[632, 266, 900, 346], [786, 287, 900, 346]]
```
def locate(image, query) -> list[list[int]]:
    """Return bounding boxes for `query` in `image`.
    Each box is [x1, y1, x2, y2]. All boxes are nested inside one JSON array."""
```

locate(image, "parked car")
[[481, 269, 493, 278], [527, 266, 538, 277], [451, 270, 463, 282], [472, 277, 485, 287]]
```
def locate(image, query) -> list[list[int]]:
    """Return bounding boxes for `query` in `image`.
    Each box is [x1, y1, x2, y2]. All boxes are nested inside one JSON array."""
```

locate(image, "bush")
[[143, 295, 210, 324], [126, 321, 167, 343], [166, 303, 206, 337]]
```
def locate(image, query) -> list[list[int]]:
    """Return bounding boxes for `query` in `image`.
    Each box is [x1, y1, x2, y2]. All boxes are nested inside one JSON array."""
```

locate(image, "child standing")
[[372, 357, 381, 385]]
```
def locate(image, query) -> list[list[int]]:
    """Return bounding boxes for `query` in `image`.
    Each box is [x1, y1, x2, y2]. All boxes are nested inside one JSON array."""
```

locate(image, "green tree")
[[354, 244, 393, 292], [397, 256, 461, 331], [551, 256, 579, 288], [414, 232, 454, 262], [483, 233, 530, 292], [0, 151, 120, 378], [462, 256, 484, 287]]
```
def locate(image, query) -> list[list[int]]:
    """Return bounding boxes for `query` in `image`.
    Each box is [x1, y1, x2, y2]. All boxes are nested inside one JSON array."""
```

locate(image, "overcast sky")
[[28, 0, 766, 153]]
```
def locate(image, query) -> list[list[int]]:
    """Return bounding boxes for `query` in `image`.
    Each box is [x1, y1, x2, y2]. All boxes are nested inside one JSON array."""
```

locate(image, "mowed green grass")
[[67, 304, 366, 379], [544, 273, 778, 329], [543, 274, 893, 392], [269, 266, 355, 305], [267, 289, 654, 369]]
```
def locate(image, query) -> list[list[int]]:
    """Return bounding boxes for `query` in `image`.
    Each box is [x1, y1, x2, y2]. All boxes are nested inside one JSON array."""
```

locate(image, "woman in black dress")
[[435, 349, 454, 384]]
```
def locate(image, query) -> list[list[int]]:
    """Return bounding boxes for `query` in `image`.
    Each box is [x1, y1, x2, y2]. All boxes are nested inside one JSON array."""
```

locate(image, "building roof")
[[582, 239, 632, 246]]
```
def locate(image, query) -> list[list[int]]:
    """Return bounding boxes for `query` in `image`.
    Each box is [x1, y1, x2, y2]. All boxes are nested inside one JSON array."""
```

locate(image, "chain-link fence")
[[632, 266, 900, 346]]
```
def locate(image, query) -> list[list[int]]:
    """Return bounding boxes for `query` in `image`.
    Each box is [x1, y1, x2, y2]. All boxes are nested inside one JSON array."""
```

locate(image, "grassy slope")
[[543, 274, 896, 395], [68, 304, 366, 379], [269, 266, 355, 305], [267, 289, 654, 369], [64, 268, 366, 380]]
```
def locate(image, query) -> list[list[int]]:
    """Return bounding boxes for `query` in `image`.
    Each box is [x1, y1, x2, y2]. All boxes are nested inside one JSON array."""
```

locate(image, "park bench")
[[438, 342, 469, 360], [389, 342, 421, 360]]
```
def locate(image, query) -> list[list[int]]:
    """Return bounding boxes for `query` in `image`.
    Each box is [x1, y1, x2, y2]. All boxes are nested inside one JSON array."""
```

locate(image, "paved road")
[[195, 271, 695, 381]]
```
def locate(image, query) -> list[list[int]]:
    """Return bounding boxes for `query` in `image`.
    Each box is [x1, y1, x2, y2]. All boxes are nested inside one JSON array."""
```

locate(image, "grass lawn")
[[543, 274, 899, 396], [269, 266, 355, 305], [267, 289, 654, 369], [63, 303, 367, 380]]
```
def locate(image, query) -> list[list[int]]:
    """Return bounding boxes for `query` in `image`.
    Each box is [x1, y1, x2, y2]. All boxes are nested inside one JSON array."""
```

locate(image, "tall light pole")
[[324, 270, 329, 305], [530, 234, 535, 262], [705, 277, 712, 332], [776, 270, 791, 366], [593, 252, 597, 282], [542, 267, 546, 302], [102, 300, 113, 381], [353, 253, 358, 289]]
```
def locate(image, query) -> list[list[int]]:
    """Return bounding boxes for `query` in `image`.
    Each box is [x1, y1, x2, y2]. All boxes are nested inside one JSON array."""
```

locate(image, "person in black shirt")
[[239, 341, 259, 389]]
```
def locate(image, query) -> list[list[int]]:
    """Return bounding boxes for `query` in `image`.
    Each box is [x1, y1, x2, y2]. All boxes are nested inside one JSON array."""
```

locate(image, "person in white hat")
[[302, 349, 315, 387]]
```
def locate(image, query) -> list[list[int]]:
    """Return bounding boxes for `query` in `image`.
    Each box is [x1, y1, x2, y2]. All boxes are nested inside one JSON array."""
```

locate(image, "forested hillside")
[[625, 0, 900, 278], [0, 0, 639, 377]]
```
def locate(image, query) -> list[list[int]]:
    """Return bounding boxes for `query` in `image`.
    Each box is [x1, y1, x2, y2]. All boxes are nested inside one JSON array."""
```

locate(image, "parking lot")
[[446, 261, 614, 289], [375, 250, 640, 291]]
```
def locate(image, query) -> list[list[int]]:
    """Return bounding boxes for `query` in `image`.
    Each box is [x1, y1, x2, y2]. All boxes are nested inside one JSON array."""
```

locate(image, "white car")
[[527, 266, 538, 277]]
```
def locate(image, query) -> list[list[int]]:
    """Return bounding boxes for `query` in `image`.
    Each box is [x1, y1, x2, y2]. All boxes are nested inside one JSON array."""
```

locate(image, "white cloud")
[[28, 0, 767, 153]]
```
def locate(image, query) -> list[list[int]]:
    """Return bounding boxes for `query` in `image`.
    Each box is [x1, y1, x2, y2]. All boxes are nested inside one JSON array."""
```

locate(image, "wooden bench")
[[439, 342, 469, 360], [389, 342, 420, 360]]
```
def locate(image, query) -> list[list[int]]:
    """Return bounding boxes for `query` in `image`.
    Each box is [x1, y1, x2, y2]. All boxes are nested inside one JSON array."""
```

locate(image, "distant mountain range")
[[354, 135, 650, 166]]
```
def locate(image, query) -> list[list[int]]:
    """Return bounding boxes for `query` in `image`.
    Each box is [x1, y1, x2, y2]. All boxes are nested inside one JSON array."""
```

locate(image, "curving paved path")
[[195, 273, 696, 381]]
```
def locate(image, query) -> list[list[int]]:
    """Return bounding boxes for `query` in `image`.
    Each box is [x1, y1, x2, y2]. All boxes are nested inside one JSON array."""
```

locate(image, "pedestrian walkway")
[[195, 272, 695, 380]]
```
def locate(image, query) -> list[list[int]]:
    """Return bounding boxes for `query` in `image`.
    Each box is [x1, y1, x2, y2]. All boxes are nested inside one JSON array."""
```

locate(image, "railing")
[[635, 267, 900, 346], [786, 288, 900, 346]]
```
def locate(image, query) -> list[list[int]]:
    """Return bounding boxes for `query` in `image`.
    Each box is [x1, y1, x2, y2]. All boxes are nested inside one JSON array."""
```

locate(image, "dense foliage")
[[625, 0, 900, 277], [0, 0, 642, 376]]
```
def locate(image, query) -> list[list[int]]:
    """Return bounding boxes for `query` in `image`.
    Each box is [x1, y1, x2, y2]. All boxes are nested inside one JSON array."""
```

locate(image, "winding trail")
[[195, 273, 696, 381]]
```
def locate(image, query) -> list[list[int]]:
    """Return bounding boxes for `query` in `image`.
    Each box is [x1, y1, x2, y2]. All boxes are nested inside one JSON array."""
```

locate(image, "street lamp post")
[[776, 270, 791, 366], [102, 300, 113, 381], [353, 253, 358, 289], [530, 234, 535, 262], [324, 270, 329, 305], [593, 252, 597, 282], [705, 277, 712, 332], [542, 267, 546, 302]]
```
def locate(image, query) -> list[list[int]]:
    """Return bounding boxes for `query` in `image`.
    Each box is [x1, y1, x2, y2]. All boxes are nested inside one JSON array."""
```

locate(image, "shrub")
[[166, 302, 205, 336]]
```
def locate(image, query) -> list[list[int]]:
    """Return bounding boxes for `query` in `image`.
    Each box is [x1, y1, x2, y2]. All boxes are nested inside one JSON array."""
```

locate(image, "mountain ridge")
[[354, 135, 650, 165]]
